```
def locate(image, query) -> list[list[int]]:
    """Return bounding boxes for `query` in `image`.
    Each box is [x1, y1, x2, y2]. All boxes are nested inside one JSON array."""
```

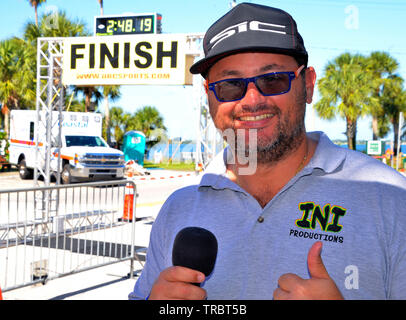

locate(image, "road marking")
[[136, 200, 164, 208], [129, 173, 194, 181]]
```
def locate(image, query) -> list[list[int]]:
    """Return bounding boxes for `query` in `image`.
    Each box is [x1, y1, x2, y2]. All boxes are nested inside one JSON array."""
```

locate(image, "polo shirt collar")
[[199, 131, 347, 189], [198, 146, 241, 191], [306, 131, 347, 174]]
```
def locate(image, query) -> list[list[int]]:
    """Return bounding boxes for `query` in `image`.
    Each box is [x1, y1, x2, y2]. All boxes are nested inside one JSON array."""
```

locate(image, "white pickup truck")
[[8, 110, 125, 184]]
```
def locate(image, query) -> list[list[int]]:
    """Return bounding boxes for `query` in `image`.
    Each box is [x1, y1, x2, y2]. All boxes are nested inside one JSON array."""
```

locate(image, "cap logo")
[[209, 20, 287, 49]]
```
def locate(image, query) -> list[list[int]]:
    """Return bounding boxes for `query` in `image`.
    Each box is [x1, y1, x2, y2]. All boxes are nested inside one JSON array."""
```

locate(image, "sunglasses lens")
[[214, 80, 246, 101], [211, 72, 294, 102], [256, 73, 291, 95]]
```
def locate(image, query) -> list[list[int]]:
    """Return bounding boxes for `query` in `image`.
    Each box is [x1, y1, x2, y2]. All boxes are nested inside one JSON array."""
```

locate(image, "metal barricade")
[[0, 180, 138, 292]]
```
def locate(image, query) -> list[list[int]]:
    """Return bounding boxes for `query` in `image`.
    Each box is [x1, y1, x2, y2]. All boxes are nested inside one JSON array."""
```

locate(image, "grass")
[[143, 160, 195, 171]]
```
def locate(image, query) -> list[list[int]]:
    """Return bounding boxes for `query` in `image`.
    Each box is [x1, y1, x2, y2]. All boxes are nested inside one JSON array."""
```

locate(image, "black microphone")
[[172, 227, 218, 286]]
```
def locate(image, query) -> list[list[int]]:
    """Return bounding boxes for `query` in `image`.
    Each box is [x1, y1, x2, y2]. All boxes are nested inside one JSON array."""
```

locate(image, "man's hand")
[[273, 241, 344, 300], [148, 266, 207, 300]]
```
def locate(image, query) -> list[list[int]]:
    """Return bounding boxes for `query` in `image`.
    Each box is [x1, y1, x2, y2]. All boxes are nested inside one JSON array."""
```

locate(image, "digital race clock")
[[94, 13, 162, 36]]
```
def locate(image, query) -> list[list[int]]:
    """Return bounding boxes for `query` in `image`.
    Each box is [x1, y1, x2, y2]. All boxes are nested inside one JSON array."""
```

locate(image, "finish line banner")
[[62, 34, 193, 86]]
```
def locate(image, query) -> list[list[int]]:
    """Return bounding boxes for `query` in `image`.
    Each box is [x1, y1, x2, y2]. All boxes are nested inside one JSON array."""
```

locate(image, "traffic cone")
[[119, 181, 135, 222], [196, 163, 203, 173]]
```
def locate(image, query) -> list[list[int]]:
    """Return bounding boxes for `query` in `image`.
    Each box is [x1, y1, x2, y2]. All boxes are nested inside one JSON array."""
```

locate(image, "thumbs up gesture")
[[273, 241, 344, 300]]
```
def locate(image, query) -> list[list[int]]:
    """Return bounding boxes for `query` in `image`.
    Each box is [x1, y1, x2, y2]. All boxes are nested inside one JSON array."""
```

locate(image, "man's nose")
[[239, 82, 266, 105]]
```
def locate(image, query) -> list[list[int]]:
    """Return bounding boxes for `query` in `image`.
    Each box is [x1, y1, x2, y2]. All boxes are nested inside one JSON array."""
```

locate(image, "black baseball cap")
[[190, 3, 308, 77]]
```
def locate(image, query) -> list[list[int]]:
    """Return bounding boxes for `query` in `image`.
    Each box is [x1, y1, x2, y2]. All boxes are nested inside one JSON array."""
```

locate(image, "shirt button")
[[257, 216, 264, 223]]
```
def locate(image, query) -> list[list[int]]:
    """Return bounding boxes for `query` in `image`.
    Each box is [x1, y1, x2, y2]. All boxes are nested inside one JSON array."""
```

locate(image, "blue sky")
[[1, 0, 406, 141]]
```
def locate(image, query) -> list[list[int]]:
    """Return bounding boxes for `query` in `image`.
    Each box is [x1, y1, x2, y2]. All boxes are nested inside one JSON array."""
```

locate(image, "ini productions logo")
[[289, 201, 347, 244]]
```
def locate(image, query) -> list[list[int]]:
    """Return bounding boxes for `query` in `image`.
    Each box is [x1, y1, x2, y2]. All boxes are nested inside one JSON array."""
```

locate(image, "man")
[[129, 3, 406, 300]]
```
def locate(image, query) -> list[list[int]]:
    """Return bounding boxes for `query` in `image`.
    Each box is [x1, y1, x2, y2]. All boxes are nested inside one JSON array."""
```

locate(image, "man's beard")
[[254, 114, 305, 164], [231, 102, 306, 166]]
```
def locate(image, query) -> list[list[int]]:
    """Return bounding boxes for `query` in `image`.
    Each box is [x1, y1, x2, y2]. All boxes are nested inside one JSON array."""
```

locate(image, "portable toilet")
[[122, 131, 146, 166]]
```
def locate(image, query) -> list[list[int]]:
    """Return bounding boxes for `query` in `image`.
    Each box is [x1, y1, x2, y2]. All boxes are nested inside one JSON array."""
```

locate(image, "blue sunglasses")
[[208, 65, 304, 102]]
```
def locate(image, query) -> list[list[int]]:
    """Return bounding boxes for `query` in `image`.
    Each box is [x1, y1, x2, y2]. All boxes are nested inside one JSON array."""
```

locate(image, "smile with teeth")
[[238, 113, 274, 121]]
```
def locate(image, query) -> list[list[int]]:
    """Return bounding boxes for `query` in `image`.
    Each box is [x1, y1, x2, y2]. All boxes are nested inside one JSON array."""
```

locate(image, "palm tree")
[[125, 106, 168, 150], [109, 106, 131, 148], [105, 106, 167, 149], [73, 86, 103, 112], [24, 11, 92, 112], [102, 85, 121, 145], [130, 106, 167, 137], [0, 40, 18, 136], [24, 11, 89, 40], [0, 38, 36, 136], [98, 0, 104, 15], [0, 10, 91, 136], [380, 75, 406, 155], [314, 53, 375, 150], [11, 37, 37, 108], [366, 51, 399, 140], [27, 0, 46, 27], [64, 86, 90, 112]]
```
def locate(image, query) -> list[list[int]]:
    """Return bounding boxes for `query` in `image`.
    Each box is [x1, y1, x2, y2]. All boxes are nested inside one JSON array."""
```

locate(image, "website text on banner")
[[62, 34, 194, 86]]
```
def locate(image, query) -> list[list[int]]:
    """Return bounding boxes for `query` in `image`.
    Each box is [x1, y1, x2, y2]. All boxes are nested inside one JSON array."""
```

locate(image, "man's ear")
[[305, 67, 316, 104], [204, 79, 209, 95]]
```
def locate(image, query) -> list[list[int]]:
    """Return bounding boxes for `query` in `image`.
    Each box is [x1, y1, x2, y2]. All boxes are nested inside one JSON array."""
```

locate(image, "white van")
[[8, 110, 125, 184]]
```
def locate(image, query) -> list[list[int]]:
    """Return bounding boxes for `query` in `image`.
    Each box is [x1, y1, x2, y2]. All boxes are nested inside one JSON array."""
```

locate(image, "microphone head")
[[172, 226, 218, 277]]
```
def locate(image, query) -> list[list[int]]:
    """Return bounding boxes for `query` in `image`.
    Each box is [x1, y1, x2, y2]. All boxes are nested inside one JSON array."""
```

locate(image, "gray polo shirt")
[[129, 131, 406, 300]]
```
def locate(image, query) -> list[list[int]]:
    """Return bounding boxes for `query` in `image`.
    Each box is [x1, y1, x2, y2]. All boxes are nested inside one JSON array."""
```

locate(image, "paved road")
[[0, 169, 200, 206], [0, 169, 200, 300]]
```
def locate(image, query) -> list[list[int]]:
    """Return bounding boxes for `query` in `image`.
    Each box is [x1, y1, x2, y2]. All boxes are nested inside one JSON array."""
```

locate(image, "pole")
[[396, 112, 404, 171]]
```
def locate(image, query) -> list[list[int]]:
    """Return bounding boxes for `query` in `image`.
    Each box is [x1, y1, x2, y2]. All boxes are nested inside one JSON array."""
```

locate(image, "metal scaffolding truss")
[[34, 34, 222, 186], [186, 34, 223, 171], [34, 37, 64, 187], [33, 38, 65, 220]]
